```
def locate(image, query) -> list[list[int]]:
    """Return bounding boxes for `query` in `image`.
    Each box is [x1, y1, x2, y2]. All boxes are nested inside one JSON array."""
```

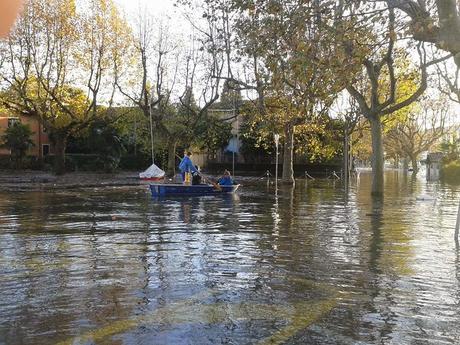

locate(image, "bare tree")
[[345, 4, 451, 195], [117, 4, 225, 175], [385, 96, 451, 175], [115, 12, 179, 166], [387, 0, 460, 65]]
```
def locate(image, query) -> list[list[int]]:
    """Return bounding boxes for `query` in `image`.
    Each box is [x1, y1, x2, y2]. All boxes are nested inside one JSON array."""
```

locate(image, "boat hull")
[[149, 183, 239, 197], [140, 177, 164, 182]]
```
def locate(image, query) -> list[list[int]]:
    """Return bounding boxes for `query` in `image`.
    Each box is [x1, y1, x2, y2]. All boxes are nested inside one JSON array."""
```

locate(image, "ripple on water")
[[0, 177, 459, 345]]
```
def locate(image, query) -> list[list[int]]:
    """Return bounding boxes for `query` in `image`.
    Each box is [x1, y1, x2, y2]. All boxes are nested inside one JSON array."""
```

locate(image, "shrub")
[[119, 153, 151, 170], [0, 122, 34, 168], [441, 161, 460, 184]]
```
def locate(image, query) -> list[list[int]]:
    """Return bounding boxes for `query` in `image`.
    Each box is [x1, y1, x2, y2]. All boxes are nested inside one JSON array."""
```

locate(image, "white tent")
[[139, 163, 165, 180]]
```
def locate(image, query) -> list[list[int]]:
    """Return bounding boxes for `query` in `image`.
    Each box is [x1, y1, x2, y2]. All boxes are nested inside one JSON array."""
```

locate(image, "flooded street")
[[1, 171, 460, 345]]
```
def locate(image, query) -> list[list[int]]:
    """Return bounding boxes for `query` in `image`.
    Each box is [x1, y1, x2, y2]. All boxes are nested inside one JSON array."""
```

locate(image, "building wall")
[[0, 113, 54, 157]]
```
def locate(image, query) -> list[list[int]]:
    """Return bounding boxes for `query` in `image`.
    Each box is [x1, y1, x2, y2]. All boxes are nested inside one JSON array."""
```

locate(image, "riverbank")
[[0, 170, 273, 191]]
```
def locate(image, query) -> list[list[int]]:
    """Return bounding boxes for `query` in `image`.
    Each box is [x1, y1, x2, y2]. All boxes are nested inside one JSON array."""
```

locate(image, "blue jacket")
[[218, 176, 233, 185], [178, 156, 198, 173]]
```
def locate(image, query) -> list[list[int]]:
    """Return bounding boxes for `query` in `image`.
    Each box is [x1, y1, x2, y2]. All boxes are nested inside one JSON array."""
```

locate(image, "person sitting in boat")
[[192, 171, 202, 185], [218, 170, 234, 185], [178, 151, 198, 182]]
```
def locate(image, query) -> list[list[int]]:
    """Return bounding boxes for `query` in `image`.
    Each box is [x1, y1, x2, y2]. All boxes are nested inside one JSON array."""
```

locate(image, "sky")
[[110, 0, 460, 119], [113, 0, 178, 22]]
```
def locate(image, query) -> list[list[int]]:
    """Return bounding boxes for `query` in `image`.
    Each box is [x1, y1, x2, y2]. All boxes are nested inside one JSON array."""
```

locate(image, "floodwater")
[[1, 171, 459, 345]]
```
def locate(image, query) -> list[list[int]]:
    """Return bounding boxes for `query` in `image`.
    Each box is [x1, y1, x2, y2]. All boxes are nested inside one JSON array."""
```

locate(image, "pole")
[[455, 199, 460, 243], [344, 125, 349, 186], [133, 117, 137, 156], [232, 107, 236, 176], [148, 98, 155, 164], [232, 107, 239, 177], [232, 149, 234, 176], [274, 134, 280, 191]]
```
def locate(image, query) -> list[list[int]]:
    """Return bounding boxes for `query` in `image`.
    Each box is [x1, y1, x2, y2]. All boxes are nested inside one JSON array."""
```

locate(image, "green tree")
[[87, 119, 126, 172], [0, 122, 35, 167], [0, 0, 132, 174], [440, 135, 460, 165], [191, 0, 369, 183], [194, 116, 233, 158]]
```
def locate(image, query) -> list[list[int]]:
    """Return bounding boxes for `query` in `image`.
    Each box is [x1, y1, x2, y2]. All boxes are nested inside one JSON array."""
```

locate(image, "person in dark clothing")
[[192, 172, 202, 185]]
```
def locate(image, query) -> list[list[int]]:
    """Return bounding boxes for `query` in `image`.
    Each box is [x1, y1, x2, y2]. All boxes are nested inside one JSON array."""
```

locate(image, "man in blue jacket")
[[178, 151, 198, 182], [218, 170, 234, 185]]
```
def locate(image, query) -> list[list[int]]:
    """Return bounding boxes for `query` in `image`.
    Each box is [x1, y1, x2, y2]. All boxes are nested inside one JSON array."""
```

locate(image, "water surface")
[[1, 171, 459, 345]]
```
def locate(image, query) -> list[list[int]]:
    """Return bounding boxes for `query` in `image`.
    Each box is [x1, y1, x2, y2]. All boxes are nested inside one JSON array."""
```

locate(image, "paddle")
[[200, 173, 222, 191]]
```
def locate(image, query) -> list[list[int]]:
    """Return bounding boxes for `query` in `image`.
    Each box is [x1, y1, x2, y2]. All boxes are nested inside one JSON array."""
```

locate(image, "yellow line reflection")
[[56, 278, 346, 345]]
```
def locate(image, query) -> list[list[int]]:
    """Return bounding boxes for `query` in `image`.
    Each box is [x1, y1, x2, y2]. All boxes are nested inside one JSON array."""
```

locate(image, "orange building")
[[0, 112, 54, 158]]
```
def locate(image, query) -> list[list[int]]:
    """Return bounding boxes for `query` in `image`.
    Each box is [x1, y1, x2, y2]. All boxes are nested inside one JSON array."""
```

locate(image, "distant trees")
[[385, 97, 450, 175], [189, 0, 369, 183], [0, 0, 458, 192]]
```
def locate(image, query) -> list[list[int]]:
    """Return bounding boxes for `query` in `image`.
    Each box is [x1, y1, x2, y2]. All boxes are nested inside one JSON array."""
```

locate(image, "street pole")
[[149, 96, 155, 164], [344, 125, 349, 191], [274, 134, 280, 192]]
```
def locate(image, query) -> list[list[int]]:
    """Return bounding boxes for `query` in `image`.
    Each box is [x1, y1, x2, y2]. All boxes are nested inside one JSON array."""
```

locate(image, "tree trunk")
[[370, 116, 384, 196], [53, 135, 67, 175], [410, 154, 419, 176], [282, 122, 295, 184], [403, 157, 409, 170], [167, 140, 177, 177]]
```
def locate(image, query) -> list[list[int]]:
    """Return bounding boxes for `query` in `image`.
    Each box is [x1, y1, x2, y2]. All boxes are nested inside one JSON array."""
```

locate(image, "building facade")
[[0, 112, 54, 158]]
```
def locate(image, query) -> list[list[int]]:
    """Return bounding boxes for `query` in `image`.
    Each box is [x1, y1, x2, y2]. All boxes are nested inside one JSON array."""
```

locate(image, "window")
[[42, 144, 50, 156], [7, 118, 19, 127]]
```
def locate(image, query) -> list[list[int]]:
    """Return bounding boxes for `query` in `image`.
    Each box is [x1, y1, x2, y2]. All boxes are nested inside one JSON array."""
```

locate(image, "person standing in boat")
[[178, 151, 198, 182], [218, 170, 234, 185]]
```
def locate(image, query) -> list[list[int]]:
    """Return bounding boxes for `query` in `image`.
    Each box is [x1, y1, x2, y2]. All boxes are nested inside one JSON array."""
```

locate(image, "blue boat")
[[149, 183, 240, 197]]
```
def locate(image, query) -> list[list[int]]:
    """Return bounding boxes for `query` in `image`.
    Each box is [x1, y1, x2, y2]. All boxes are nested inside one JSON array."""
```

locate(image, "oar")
[[200, 173, 222, 191]]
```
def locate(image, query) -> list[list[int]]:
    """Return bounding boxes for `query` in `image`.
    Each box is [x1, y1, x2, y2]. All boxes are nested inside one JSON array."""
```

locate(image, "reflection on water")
[[0, 171, 459, 345]]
